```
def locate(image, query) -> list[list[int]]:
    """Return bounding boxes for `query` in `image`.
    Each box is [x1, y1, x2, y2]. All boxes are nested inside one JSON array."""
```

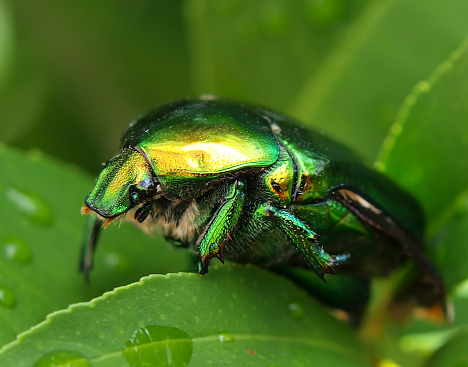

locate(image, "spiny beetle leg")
[[198, 241, 226, 274], [266, 204, 347, 280], [196, 180, 245, 274]]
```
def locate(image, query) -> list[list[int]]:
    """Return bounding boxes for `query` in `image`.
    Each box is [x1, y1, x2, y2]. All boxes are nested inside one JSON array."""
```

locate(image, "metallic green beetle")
[[82, 96, 445, 317]]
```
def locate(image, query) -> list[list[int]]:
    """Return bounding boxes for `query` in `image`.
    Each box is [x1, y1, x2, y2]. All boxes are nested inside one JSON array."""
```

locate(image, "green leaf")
[[377, 37, 468, 224], [432, 193, 468, 289], [375, 38, 468, 290], [0, 264, 371, 367], [0, 145, 192, 346], [291, 0, 468, 161], [425, 327, 468, 367]]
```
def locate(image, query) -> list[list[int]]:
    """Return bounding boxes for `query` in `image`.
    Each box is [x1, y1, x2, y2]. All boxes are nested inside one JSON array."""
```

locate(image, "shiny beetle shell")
[[82, 96, 445, 319]]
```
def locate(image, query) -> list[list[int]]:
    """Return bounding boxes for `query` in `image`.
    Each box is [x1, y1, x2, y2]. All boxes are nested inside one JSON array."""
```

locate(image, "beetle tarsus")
[[330, 253, 350, 269], [215, 245, 225, 264], [198, 242, 226, 274], [196, 261, 207, 275]]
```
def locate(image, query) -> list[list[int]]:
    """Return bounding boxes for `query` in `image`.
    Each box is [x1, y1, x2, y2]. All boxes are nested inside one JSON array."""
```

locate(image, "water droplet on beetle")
[[288, 302, 305, 320], [0, 284, 16, 309], [122, 325, 192, 367], [1, 236, 32, 263], [217, 332, 234, 342], [33, 350, 91, 367], [6, 187, 53, 226]]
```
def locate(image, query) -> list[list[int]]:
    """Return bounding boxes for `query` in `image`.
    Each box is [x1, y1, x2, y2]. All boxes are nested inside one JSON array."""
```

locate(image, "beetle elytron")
[[82, 96, 445, 317]]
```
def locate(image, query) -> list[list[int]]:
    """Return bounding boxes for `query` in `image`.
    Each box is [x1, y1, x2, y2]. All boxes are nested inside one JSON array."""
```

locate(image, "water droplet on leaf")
[[1, 236, 32, 263], [0, 284, 16, 309], [217, 332, 234, 342], [33, 350, 91, 367], [6, 187, 53, 225], [123, 325, 192, 367], [288, 302, 305, 320], [103, 251, 130, 274]]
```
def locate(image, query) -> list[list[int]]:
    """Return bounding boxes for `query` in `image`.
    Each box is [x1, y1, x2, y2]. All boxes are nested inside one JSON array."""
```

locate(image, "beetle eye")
[[138, 177, 155, 190], [130, 177, 159, 205]]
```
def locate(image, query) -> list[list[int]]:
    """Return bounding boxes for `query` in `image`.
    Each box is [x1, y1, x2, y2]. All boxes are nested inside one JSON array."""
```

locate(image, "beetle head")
[[83, 147, 159, 221]]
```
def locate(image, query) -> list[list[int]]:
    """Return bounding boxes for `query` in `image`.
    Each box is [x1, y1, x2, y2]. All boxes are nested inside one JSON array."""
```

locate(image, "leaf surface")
[[0, 264, 371, 367], [376, 38, 468, 290], [0, 145, 192, 346]]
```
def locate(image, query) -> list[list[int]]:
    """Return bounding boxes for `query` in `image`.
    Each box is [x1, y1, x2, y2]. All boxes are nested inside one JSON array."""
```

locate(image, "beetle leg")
[[265, 204, 347, 280], [80, 214, 103, 281], [196, 179, 245, 274], [134, 201, 153, 223]]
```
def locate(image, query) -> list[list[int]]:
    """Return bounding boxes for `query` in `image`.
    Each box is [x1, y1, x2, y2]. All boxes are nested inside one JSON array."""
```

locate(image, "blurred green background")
[[1, 1, 468, 365], [1, 0, 467, 175]]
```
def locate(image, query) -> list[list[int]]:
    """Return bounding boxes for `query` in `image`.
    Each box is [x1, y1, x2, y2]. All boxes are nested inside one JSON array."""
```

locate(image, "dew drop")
[[288, 302, 305, 320], [217, 332, 234, 343], [33, 350, 91, 367], [6, 187, 53, 226], [103, 251, 130, 274], [1, 236, 32, 263], [123, 325, 192, 367], [0, 284, 16, 309]]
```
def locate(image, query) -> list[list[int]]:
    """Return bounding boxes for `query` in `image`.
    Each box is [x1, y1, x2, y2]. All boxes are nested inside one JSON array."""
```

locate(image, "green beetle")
[[82, 96, 445, 318]]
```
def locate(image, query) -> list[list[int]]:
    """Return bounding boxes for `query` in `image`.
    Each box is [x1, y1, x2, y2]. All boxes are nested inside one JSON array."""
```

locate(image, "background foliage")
[[0, 0, 467, 366]]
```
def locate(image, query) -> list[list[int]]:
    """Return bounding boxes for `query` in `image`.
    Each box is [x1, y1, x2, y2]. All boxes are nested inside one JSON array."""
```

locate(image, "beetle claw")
[[321, 253, 349, 277], [197, 259, 209, 274], [215, 246, 225, 264], [198, 242, 226, 274], [325, 265, 337, 275]]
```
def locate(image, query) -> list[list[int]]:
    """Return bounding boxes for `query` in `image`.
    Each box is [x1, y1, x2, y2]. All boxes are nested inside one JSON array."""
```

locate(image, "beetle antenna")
[[80, 215, 102, 282]]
